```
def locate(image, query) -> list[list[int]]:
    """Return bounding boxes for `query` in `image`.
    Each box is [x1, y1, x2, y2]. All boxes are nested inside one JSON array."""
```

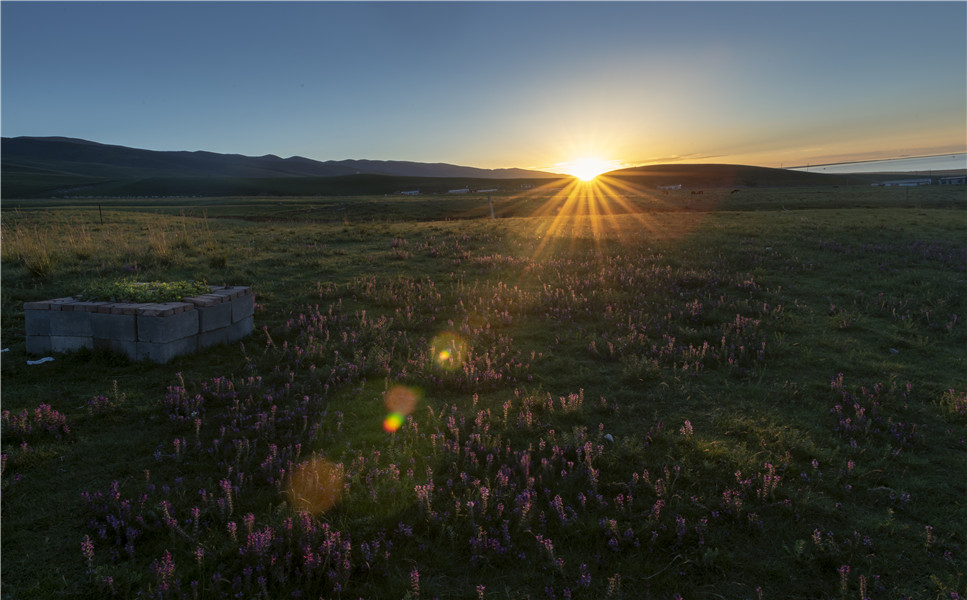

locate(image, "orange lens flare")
[[287, 457, 344, 515], [430, 332, 466, 371], [385, 385, 420, 415], [383, 412, 405, 432], [383, 385, 421, 433]]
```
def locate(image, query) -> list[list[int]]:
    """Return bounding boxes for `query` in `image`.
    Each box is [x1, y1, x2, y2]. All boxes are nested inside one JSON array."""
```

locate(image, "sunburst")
[[563, 157, 620, 181]]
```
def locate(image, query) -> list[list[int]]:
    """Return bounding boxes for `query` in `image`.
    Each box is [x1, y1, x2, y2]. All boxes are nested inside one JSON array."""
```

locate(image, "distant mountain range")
[[1, 136, 926, 199], [2, 136, 558, 179]]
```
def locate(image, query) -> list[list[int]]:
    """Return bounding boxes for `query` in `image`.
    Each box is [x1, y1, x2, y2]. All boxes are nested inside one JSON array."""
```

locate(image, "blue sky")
[[2, 2, 965, 173]]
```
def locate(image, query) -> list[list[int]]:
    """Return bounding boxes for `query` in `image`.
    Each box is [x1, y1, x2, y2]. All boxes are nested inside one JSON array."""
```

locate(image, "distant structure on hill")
[[871, 178, 932, 187]]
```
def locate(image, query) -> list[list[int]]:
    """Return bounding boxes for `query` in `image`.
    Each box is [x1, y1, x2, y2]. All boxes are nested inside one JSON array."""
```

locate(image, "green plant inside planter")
[[78, 278, 211, 304]]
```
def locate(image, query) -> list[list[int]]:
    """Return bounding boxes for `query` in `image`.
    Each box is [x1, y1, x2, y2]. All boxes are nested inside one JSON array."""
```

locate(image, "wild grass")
[[1, 209, 219, 278], [1, 186, 965, 599]]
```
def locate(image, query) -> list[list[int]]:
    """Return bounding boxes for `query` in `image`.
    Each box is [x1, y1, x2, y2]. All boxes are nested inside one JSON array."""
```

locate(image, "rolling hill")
[[2, 136, 924, 199], [602, 163, 886, 189], [1, 136, 561, 198]]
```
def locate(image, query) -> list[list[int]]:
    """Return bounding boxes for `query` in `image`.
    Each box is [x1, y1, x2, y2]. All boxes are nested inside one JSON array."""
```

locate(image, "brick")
[[210, 286, 250, 301], [46, 298, 77, 311], [198, 302, 232, 332], [185, 294, 225, 307], [137, 336, 197, 363], [50, 310, 92, 336], [25, 309, 51, 336], [23, 300, 53, 310], [138, 310, 199, 343], [72, 301, 107, 313], [110, 303, 154, 315], [92, 312, 136, 341], [138, 302, 193, 317]]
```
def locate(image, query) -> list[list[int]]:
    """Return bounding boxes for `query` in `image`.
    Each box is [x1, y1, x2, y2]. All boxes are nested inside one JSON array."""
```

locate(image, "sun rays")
[[520, 172, 689, 262]]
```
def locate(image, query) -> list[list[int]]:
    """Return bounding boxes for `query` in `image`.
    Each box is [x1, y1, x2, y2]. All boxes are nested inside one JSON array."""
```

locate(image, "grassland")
[[2, 184, 965, 599]]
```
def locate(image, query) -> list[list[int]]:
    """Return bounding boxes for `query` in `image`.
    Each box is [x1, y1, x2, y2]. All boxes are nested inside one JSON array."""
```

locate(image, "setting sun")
[[564, 157, 620, 181]]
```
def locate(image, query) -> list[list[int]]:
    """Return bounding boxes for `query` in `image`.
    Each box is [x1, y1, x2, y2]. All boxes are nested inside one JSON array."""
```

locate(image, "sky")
[[2, 1, 965, 174]]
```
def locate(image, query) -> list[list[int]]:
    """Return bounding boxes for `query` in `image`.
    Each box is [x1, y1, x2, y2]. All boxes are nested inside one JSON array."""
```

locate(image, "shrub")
[[78, 278, 211, 303]]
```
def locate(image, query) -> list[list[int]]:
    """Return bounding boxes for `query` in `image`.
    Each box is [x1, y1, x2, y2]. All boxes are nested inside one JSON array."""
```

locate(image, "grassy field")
[[2, 184, 965, 599]]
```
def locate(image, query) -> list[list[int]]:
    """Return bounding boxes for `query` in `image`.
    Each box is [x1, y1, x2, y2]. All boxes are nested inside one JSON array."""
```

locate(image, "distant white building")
[[872, 178, 931, 187], [657, 184, 682, 190], [939, 175, 965, 185], [399, 190, 420, 195], [448, 188, 470, 194]]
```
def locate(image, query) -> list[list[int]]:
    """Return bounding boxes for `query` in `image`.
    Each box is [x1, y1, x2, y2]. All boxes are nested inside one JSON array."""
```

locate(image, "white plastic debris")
[[27, 356, 55, 365], [603, 433, 614, 443], [1, 348, 9, 352]]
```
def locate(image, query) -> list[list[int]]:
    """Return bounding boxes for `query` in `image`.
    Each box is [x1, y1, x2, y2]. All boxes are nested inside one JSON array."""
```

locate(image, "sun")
[[565, 157, 619, 181]]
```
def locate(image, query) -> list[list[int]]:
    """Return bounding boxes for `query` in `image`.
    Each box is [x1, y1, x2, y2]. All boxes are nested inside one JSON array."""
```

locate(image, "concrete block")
[[50, 310, 92, 337], [138, 310, 199, 343], [25, 310, 51, 336], [231, 293, 255, 323], [26, 335, 51, 355], [50, 335, 93, 353], [198, 302, 232, 332], [93, 337, 138, 360], [137, 336, 197, 363], [228, 315, 254, 341], [92, 313, 137, 341], [198, 327, 230, 349], [26, 285, 251, 363]]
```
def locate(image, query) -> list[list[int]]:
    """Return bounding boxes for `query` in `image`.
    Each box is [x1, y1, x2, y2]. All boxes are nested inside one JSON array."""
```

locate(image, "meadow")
[[1, 184, 965, 599]]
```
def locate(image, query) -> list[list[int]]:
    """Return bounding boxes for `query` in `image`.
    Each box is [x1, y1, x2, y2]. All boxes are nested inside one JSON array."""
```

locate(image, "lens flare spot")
[[385, 385, 420, 416], [287, 457, 344, 515], [383, 412, 405, 432], [430, 331, 466, 370]]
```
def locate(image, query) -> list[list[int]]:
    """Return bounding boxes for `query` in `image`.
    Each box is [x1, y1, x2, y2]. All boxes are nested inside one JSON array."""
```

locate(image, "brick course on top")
[[24, 285, 254, 363]]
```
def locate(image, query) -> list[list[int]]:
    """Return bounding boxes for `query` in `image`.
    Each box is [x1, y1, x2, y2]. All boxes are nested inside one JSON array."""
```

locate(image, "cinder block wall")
[[24, 286, 254, 363]]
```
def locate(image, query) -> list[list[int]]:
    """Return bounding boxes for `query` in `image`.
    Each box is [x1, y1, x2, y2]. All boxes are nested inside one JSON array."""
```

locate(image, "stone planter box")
[[24, 286, 254, 363]]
